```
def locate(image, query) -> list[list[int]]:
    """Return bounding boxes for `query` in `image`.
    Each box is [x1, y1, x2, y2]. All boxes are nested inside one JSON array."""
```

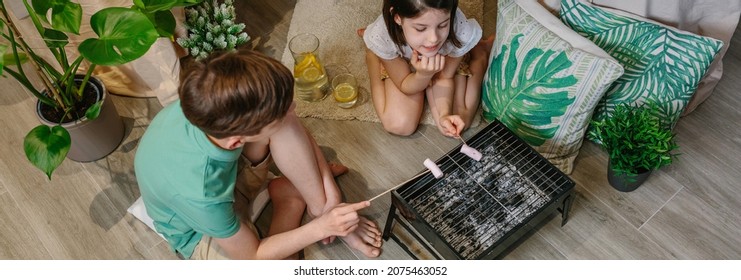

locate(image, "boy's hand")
[[318, 201, 370, 238], [411, 50, 445, 78], [437, 115, 465, 137], [320, 194, 343, 244]]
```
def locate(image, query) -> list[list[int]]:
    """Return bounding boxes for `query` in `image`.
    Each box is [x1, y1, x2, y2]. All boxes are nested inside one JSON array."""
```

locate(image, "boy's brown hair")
[[180, 49, 294, 138]]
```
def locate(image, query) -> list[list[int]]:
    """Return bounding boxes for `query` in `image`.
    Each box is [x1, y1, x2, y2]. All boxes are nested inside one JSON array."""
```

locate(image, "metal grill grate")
[[383, 120, 575, 259]]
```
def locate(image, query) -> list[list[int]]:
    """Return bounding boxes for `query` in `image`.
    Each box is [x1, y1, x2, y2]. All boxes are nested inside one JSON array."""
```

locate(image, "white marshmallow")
[[423, 158, 444, 179], [460, 144, 482, 161]]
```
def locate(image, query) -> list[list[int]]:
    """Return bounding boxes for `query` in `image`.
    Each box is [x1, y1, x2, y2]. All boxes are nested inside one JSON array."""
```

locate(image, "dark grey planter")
[[36, 76, 124, 162], [607, 160, 652, 192]]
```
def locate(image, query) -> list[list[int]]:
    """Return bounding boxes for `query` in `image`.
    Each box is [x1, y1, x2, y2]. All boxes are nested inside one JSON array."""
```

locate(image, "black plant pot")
[[607, 160, 652, 192]]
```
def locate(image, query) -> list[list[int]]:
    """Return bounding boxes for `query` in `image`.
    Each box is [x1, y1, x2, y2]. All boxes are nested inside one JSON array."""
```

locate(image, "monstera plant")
[[0, 0, 203, 178]]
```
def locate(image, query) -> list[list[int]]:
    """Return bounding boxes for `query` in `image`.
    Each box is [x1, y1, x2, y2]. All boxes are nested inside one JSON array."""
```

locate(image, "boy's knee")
[[268, 178, 305, 207]]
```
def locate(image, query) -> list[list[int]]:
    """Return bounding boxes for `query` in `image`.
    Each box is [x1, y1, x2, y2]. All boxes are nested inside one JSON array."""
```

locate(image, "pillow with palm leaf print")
[[482, 0, 624, 174], [559, 0, 723, 134]]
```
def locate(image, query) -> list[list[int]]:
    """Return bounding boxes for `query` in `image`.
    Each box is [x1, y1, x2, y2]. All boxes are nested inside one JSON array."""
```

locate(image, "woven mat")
[[281, 0, 484, 126]]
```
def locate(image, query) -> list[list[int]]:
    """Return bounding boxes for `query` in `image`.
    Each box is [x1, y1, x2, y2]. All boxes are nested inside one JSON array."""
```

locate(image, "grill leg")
[[382, 204, 397, 240], [559, 193, 575, 227], [381, 204, 442, 260]]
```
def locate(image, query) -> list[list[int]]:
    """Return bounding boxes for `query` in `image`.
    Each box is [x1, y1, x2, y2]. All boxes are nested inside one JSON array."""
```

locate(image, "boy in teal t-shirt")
[[134, 50, 382, 259]]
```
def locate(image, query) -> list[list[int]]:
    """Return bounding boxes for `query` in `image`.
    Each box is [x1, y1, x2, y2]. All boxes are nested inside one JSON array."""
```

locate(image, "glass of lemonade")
[[331, 73, 358, 109], [289, 33, 330, 102]]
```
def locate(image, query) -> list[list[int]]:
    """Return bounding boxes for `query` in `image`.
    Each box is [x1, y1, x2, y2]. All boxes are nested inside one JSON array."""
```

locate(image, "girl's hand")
[[437, 115, 465, 137], [411, 50, 445, 77], [317, 201, 370, 238]]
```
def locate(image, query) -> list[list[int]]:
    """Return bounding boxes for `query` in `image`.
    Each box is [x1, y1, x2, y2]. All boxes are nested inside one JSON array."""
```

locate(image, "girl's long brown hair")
[[382, 0, 462, 53]]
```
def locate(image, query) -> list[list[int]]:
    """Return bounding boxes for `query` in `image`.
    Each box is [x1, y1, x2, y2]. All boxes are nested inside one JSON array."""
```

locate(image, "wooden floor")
[[1, 0, 740, 260]]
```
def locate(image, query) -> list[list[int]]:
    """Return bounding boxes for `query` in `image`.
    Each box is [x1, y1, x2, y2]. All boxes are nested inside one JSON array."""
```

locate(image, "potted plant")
[[0, 0, 203, 179], [588, 102, 679, 192], [176, 0, 250, 60]]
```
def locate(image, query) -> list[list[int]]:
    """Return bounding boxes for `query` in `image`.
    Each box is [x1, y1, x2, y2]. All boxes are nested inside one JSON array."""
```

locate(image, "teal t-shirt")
[[134, 100, 241, 259]]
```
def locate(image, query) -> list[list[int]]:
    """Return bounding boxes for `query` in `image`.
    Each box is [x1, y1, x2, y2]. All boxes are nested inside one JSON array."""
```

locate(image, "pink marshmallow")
[[423, 158, 444, 179], [460, 144, 482, 161]]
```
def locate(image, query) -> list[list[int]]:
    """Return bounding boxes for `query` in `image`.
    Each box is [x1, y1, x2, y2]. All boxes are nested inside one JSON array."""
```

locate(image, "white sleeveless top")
[[363, 8, 482, 60]]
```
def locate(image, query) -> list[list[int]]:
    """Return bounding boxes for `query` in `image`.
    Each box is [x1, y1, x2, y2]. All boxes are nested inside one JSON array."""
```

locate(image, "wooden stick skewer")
[[367, 170, 431, 202], [456, 135, 468, 146]]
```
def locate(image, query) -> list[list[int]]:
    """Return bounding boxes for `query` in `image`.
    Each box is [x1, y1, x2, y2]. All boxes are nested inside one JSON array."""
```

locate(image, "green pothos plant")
[[0, 0, 203, 179], [482, 34, 576, 146]]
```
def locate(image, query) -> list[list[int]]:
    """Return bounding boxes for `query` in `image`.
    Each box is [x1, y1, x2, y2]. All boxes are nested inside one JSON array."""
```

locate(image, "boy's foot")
[[341, 217, 382, 258], [328, 162, 349, 177], [356, 28, 366, 38]]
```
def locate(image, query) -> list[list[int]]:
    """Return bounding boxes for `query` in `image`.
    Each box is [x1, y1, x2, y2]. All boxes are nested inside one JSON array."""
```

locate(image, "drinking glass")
[[331, 73, 358, 109]]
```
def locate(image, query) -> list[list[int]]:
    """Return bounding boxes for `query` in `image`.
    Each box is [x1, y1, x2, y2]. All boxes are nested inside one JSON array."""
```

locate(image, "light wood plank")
[[0, 77, 139, 259], [570, 142, 684, 228], [503, 229, 567, 260], [536, 190, 676, 259], [640, 188, 741, 259], [80, 96, 168, 253], [0, 192, 52, 259]]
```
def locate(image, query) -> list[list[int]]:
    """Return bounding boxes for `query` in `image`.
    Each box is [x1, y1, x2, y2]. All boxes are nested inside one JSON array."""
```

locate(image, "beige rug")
[[281, 0, 484, 126]]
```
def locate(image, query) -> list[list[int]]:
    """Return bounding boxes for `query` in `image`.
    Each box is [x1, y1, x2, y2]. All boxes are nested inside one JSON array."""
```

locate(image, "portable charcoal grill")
[[382, 120, 575, 259]]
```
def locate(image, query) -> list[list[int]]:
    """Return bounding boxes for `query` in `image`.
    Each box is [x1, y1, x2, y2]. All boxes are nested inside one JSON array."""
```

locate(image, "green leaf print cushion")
[[482, 0, 623, 174], [559, 0, 723, 130]]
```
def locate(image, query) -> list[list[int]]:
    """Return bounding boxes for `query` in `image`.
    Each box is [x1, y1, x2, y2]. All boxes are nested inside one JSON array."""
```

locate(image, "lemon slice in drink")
[[333, 83, 357, 103], [294, 53, 324, 80], [301, 67, 322, 82]]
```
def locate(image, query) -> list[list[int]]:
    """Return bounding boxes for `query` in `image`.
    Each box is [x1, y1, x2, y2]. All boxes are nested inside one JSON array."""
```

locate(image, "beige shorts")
[[380, 53, 472, 80], [191, 222, 259, 260], [190, 153, 271, 260]]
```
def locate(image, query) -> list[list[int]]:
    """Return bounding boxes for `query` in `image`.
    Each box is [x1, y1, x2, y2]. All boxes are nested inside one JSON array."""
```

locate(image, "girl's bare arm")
[[381, 53, 444, 95]]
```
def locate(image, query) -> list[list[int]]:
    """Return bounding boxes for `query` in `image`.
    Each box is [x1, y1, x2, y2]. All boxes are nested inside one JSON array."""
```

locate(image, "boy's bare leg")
[[269, 111, 335, 217], [268, 108, 383, 257], [266, 177, 306, 259], [306, 129, 344, 213], [242, 137, 270, 165]]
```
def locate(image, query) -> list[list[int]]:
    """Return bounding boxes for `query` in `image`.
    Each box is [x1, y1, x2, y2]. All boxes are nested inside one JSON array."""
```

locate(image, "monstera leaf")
[[78, 7, 159, 66], [30, 0, 83, 34], [483, 34, 577, 146]]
